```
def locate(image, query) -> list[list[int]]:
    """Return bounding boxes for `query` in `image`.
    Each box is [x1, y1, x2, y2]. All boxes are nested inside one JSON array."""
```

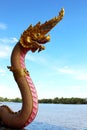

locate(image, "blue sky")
[[0, 0, 87, 99]]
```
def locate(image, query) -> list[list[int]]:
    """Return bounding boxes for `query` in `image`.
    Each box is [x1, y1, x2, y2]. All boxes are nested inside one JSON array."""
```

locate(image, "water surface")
[[0, 102, 87, 130]]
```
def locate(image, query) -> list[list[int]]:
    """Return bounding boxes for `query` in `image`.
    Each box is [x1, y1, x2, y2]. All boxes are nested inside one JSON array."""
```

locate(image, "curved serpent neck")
[[0, 42, 38, 128], [0, 8, 64, 128]]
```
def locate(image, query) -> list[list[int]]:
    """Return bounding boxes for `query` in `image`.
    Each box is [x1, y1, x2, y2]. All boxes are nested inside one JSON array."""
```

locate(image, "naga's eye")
[[37, 33, 40, 36]]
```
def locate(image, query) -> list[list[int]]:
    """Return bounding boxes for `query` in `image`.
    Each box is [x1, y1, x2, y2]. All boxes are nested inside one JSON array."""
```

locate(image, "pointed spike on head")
[[27, 24, 33, 31], [59, 8, 65, 17], [33, 21, 41, 29], [37, 21, 41, 25], [39, 8, 65, 35]]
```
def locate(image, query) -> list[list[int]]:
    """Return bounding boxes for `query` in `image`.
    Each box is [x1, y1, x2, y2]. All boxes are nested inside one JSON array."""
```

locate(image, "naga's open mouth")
[[31, 35, 50, 52], [36, 35, 50, 44], [29, 35, 50, 52]]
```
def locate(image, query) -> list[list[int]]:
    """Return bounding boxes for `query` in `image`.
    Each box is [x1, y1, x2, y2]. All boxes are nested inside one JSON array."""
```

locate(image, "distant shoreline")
[[0, 97, 87, 104]]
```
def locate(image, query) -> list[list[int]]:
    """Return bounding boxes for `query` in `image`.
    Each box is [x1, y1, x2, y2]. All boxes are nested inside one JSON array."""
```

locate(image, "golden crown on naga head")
[[19, 8, 64, 52]]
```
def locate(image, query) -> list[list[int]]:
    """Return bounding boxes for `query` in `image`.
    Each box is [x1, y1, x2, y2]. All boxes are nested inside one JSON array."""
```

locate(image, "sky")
[[0, 0, 87, 99]]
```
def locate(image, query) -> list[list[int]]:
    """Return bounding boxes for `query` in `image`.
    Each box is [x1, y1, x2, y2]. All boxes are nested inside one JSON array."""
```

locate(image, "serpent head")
[[20, 8, 64, 52]]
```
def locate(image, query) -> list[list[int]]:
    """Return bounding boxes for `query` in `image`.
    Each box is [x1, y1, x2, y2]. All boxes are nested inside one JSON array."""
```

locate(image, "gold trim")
[[7, 66, 29, 77]]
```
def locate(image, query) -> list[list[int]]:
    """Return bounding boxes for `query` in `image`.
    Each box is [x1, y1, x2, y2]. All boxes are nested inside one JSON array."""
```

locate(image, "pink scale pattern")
[[20, 49, 38, 127]]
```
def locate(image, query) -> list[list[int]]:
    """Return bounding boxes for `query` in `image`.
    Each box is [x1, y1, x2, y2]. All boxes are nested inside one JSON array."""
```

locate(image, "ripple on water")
[[0, 122, 73, 130], [26, 121, 73, 130]]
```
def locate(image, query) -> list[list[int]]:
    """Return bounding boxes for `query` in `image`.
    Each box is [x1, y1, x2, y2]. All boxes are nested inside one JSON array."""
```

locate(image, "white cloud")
[[26, 54, 47, 64], [0, 37, 18, 58], [0, 45, 11, 58], [57, 85, 87, 98], [0, 84, 21, 98], [58, 66, 75, 75], [0, 69, 6, 76], [65, 85, 87, 98], [76, 73, 87, 80], [11, 37, 18, 43], [26, 54, 37, 62], [0, 37, 18, 44], [0, 22, 7, 30], [56, 66, 87, 81]]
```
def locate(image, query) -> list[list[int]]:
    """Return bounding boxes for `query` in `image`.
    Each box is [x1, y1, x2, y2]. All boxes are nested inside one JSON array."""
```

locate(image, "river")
[[0, 102, 87, 130]]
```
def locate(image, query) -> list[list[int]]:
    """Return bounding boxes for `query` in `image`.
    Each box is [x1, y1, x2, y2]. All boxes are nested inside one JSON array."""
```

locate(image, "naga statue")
[[0, 8, 64, 128]]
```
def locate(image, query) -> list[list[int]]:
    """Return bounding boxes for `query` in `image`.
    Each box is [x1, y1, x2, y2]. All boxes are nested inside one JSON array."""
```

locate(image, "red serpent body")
[[0, 43, 38, 128]]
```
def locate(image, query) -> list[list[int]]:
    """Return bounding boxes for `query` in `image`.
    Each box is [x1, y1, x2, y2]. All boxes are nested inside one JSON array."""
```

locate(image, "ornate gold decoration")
[[20, 8, 64, 52], [7, 66, 29, 77]]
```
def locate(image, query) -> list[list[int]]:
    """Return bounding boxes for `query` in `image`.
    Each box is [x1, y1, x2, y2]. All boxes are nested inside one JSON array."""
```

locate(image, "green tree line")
[[39, 97, 87, 104], [0, 97, 87, 104], [0, 97, 22, 102]]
